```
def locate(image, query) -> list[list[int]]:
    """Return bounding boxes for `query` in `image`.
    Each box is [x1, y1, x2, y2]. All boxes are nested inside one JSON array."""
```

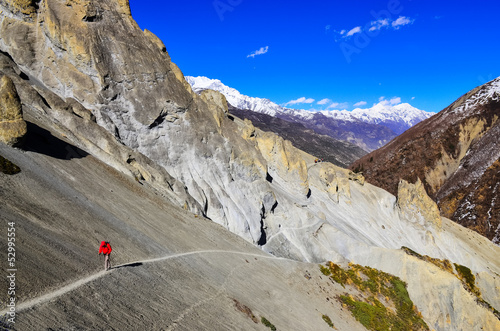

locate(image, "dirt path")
[[0, 249, 281, 316]]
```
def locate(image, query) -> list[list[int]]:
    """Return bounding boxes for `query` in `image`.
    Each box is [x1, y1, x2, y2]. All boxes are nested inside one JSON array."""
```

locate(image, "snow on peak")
[[186, 76, 285, 117], [315, 102, 433, 134], [352, 102, 432, 127], [186, 76, 432, 134], [450, 76, 500, 116]]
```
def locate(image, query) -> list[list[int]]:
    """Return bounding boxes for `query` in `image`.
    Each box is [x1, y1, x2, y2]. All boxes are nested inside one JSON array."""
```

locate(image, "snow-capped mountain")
[[186, 76, 291, 117], [186, 76, 434, 135], [326, 102, 435, 135]]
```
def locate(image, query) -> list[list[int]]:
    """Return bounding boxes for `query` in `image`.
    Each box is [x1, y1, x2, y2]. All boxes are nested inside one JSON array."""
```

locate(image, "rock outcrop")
[[1, 1, 499, 330], [0, 73, 26, 146], [397, 178, 442, 229]]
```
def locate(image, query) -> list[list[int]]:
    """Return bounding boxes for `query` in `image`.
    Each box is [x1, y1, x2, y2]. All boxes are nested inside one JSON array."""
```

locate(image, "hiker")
[[98, 241, 112, 271]]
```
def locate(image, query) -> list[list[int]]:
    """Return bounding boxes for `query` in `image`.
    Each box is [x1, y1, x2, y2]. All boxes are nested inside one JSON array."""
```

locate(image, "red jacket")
[[99, 241, 112, 255]]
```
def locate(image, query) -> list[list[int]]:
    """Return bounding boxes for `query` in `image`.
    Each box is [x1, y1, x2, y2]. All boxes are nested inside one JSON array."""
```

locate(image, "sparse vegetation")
[[454, 263, 481, 297], [340, 295, 391, 331], [401, 246, 422, 258], [401, 247, 453, 274], [0, 154, 21, 175], [353, 163, 364, 174], [322, 314, 336, 329], [261, 316, 276, 330], [233, 299, 258, 323], [401, 247, 500, 321], [320, 264, 332, 276], [402, 246, 478, 293], [477, 298, 500, 320], [321, 262, 429, 330]]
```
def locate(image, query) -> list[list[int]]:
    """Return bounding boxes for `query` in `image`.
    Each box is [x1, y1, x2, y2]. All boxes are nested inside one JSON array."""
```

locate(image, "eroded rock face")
[[397, 178, 442, 229], [0, 73, 27, 146], [2, 0, 39, 18]]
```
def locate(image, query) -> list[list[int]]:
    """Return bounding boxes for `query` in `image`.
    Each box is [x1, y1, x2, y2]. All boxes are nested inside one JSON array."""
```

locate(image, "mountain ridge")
[[228, 104, 367, 168], [186, 75, 434, 136], [351, 76, 500, 244]]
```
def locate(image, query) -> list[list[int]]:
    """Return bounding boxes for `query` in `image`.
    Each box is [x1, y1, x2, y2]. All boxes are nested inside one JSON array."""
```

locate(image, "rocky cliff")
[[1, 1, 500, 330], [351, 77, 500, 244]]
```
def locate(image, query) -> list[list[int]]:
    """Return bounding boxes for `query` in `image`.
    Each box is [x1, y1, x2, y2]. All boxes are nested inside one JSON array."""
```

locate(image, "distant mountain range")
[[186, 76, 434, 151], [228, 104, 367, 168], [352, 76, 500, 244]]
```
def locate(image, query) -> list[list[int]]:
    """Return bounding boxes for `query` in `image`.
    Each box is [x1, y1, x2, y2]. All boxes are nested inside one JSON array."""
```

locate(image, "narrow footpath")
[[0, 249, 284, 316]]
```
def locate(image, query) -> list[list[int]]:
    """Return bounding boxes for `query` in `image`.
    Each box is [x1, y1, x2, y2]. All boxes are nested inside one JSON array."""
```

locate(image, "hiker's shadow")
[[113, 262, 143, 270]]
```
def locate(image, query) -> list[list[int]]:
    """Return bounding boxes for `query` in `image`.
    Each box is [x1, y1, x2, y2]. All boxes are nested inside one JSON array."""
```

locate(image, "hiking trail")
[[0, 249, 285, 316]]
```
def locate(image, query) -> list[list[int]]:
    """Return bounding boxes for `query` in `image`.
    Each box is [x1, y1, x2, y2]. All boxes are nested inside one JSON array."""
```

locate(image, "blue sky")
[[129, 0, 500, 113]]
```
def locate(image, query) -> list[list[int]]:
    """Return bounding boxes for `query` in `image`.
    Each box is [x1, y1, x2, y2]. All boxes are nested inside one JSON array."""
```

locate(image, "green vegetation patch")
[[340, 295, 391, 331], [321, 262, 429, 331], [322, 314, 336, 329], [454, 263, 481, 297], [323, 262, 349, 287], [0, 154, 21, 175], [261, 316, 276, 331]]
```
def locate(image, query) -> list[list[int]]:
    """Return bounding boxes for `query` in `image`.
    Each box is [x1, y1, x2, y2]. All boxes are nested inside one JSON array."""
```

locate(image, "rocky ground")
[[0, 114, 365, 330]]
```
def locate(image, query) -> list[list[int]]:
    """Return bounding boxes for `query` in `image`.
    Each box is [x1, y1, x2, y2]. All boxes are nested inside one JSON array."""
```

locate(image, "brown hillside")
[[351, 78, 500, 243]]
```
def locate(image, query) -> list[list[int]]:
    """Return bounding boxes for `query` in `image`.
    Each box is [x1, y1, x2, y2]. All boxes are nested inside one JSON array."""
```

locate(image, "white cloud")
[[378, 96, 402, 106], [390, 97, 402, 105], [376, 96, 401, 106], [327, 102, 349, 109], [411, 96, 416, 100], [247, 46, 269, 58], [284, 97, 315, 106], [370, 19, 389, 32], [333, 16, 414, 41], [346, 26, 362, 37], [317, 98, 331, 105], [392, 16, 413, 29], [354, 101, 367, 107]]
